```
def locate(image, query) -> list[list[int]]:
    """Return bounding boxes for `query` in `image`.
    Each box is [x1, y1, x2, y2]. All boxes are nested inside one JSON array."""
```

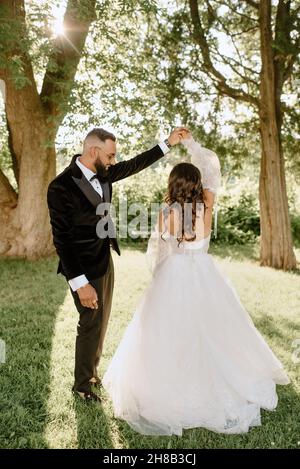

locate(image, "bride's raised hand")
[[167, 127, 190, 146], [179, 129, 192, 141]]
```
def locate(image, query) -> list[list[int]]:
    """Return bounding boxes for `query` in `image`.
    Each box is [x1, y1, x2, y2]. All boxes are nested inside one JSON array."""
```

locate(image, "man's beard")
[[95, 158, 109, 179]]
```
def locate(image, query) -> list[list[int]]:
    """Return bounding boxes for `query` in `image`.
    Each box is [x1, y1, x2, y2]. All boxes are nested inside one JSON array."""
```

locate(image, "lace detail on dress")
[[181, 136, 221, 193]]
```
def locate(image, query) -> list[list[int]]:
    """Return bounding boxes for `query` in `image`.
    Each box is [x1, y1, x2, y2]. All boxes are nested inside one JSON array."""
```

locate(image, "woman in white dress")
[[103, 135, 290, 436]]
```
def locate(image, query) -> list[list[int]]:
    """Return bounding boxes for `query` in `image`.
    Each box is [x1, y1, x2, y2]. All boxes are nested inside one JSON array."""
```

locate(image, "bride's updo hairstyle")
[[163, 162, 204, 245]]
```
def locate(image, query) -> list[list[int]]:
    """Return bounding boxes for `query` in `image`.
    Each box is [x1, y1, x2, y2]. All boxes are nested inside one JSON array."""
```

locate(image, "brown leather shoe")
[[72, 387, 102, 403]]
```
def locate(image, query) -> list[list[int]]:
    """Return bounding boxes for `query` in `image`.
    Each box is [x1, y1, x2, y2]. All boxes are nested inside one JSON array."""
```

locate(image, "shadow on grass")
[[254, 315, 300, 342], [73, 396, 114, 449], [0, 257, 67, 449]]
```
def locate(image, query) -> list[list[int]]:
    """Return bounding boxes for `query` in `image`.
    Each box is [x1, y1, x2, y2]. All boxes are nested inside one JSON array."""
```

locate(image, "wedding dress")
[[103, 137, 290, 436]]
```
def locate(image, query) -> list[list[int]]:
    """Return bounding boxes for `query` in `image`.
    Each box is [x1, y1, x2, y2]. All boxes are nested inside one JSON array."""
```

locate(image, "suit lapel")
[[101, 181, 111, 203], [70, 154, 102, 208], [72, 174, 102, 208]]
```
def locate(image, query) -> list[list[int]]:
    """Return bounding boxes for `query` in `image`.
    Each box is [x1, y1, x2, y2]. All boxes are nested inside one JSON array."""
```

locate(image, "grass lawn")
[[0, 242, 299, 449]]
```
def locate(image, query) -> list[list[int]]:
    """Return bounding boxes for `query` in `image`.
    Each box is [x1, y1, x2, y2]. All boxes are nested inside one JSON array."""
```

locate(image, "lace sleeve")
[[182, 136, 222, 237], [181, 136, 221, 193]]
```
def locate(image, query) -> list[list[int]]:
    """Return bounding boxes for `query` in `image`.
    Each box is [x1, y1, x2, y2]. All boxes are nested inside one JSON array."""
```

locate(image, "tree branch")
[[40, 0, 96, 128], [213, 0, 258, 22], [244, 0, 259, 10], [211, 46, 259, 86], [229, 25, 259, 37], [207, 2, 260, 88], [283, 44, 300, 83], [273, 0, 300, 113], [282, 1, 300, 84], [274, 0, 290, 93], [188, 0, 259, 107]]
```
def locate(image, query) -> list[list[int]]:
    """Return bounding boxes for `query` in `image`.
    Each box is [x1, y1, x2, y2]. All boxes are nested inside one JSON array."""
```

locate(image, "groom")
[[47, 126, 187, 402]]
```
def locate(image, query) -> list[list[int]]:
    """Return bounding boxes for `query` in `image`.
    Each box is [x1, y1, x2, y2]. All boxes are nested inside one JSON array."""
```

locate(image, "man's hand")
[[167, 127, 191, 147], [77, 283, 98, 309]]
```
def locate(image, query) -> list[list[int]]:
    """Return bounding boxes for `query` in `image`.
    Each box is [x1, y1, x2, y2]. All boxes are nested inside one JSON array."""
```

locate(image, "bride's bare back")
[[159, 189, 215, 241]]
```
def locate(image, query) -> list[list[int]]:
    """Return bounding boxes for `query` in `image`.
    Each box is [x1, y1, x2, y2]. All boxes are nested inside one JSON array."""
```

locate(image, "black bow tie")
[[90, 174, 98, 181]]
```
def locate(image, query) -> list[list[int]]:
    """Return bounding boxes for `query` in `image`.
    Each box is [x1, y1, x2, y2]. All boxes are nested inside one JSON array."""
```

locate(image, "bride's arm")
[[181, 135, 221, 238], [181, 136, 221, 195]]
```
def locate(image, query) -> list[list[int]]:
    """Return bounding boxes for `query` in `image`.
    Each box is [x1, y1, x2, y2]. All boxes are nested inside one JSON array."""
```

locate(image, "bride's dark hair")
[[163, 162, 204, 245]]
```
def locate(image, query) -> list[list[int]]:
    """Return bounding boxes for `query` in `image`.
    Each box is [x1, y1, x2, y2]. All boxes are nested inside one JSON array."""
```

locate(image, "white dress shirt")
[[75, 157, 103, 198], [69, 141, 170, 291]]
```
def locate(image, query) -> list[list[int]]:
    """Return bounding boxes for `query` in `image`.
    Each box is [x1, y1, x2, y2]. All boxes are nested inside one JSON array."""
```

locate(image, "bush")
[[291, 212, 300, 247], [214, 192, 260, 245]]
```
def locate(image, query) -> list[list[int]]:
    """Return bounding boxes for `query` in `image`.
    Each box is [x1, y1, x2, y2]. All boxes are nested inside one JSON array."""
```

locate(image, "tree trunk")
[[0, 80, 56, 259], [0, 148, 56, 259], [0, 151, 56, 260], [0, 0, 96, 259], [258, 0, 296, 271], [259, 117, 296, 270]]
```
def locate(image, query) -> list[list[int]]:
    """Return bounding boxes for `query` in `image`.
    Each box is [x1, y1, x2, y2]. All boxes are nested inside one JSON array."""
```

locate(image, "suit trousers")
[[70, 253, 114, 392]]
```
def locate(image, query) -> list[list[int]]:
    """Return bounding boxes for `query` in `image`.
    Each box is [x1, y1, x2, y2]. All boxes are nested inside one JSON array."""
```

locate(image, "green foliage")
[[1, 0, 298, 181], [291, 212, 300, 247], [0, 143, 12, 175], [0, 113, 12, 172], [112, 162, 170, 207], [215, 192, 260, 245]]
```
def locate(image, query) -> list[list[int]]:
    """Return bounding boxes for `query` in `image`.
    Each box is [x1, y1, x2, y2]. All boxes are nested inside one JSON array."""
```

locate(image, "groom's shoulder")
[[48, 170, 70, 193], [48, 154, 79, 190]]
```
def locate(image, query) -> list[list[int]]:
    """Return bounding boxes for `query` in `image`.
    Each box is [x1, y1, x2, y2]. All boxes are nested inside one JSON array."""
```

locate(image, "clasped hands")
[[167, 127, 191, 146]]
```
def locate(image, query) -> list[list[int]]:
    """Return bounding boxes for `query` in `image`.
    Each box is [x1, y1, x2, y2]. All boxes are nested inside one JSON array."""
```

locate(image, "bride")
[[103, 132, 290, 436]]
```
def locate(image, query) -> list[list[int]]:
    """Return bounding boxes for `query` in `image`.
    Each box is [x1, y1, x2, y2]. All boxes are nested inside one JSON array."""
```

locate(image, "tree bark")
[[258, 0, 296, 270], [0, 0, 96, 259]]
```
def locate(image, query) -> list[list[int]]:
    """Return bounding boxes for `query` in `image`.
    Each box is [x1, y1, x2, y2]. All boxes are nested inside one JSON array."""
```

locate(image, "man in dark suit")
[[47, 126, 187, 402]]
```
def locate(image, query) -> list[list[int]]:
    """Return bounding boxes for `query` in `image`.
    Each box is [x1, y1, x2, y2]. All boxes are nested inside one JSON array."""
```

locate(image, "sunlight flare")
[[52, 18, 64, 36]]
